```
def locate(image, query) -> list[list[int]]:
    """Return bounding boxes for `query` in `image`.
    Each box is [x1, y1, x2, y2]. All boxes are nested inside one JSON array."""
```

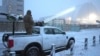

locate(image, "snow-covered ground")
[[0, 28, 100, 56], [55, 28, 100, 56]]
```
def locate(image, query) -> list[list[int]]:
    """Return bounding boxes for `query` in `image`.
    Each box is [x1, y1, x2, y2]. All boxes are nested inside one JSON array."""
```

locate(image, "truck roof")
[[33, 26, 58, 29]]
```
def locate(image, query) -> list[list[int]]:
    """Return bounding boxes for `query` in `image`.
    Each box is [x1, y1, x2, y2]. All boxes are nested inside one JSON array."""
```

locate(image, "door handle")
[[66, 36, 68, 39]]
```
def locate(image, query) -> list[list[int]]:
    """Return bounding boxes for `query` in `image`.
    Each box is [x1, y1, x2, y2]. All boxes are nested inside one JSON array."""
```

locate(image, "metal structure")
[[0, 0, 24, 21], [0, 13, 21, 34]]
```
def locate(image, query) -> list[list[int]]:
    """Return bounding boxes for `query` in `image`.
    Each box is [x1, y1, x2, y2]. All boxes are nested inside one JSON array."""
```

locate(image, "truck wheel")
[[66, 39, 75, 49], [25, 46, 41, 56]]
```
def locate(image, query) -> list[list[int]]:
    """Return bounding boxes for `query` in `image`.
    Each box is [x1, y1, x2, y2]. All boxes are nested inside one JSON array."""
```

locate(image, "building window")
[[17, 9, 23, 12], [17, 4, 23, 7]]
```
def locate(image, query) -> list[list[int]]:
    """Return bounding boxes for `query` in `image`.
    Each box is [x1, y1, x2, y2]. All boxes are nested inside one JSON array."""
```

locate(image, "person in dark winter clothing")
[[23, 10, 34, 34]]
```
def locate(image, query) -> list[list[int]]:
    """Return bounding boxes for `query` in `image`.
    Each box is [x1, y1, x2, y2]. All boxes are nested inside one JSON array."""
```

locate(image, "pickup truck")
[[2, 26, 75, 56]]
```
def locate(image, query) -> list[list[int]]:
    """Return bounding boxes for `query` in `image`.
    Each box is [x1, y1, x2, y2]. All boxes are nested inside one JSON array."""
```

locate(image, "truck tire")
[[66, 39, 75, 49], [25, 46, 41, 56]]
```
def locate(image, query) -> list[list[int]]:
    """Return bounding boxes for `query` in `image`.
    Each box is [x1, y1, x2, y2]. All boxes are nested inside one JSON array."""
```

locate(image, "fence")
[[46, 19, 100, 31], [0, 21, 25, 32]]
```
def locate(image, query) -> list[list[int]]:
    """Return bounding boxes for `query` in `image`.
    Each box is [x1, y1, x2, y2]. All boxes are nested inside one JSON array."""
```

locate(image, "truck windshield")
[[32, 28, 40, 34]]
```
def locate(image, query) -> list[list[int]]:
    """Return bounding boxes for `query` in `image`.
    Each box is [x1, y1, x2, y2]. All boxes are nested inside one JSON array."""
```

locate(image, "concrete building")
[[0, 0, 24, 21], [0, 0, 24, 32]]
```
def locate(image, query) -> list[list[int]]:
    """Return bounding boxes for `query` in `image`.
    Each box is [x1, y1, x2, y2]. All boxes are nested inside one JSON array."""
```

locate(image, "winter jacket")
[[23, 10, 34, 34]]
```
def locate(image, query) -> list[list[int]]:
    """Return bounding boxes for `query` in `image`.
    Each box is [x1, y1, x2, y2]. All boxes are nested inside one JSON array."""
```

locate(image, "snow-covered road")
[[0, 28, 100, 56], [55, 28, 100, 56], [54, 43, 100, 56]]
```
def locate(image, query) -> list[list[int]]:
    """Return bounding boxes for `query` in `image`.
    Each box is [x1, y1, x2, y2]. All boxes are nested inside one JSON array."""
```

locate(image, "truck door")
[[43, 28, 58, 50], [53, 28, 67, 47]]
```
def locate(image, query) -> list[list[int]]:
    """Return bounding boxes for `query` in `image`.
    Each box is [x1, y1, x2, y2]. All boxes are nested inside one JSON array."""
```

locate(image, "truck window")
[[33, 28, 40, 34], [53, 28, 63, 34], [44, 28, 54, 34]]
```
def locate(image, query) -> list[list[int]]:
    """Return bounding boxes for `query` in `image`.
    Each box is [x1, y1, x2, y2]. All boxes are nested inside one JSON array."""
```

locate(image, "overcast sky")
[[24, 0, 100, 21]]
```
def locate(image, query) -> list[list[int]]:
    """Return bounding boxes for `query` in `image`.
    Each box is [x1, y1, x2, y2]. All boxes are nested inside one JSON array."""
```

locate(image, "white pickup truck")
[[2, 26, 75, 56]]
